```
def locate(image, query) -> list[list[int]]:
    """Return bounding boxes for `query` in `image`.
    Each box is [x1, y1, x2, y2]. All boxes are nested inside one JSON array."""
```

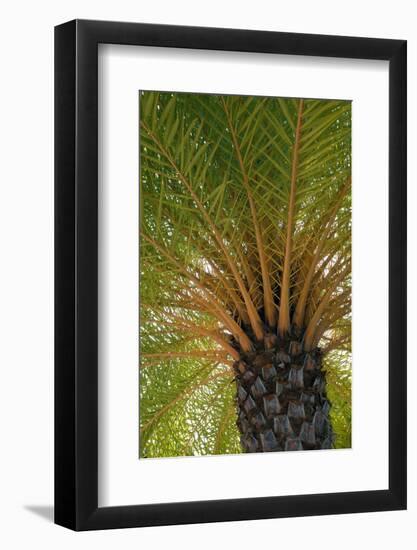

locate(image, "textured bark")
[[233, 334, 333, 452]]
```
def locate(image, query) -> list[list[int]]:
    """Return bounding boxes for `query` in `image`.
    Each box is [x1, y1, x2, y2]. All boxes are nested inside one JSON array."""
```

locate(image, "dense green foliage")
[[139, 91, 351, 457]]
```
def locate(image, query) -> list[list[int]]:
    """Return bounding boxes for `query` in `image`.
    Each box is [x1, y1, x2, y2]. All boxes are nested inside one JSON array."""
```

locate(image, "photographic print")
[[139, 91, 352, 458]]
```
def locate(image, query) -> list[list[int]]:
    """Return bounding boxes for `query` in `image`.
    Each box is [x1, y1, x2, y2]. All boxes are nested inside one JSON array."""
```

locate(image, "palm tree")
[[139, 91, 351, 457]]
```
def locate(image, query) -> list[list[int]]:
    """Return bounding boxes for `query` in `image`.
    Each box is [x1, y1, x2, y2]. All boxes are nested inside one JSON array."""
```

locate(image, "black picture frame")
[[55, 19, 407, 531]]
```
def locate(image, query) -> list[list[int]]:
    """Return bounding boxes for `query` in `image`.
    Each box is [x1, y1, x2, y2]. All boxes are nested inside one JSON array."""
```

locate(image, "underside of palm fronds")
[[139, 91, 351, 458]]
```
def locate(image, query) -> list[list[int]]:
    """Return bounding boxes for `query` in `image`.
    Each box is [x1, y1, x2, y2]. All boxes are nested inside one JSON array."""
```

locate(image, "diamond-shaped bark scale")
[[288, 365, 304, 389], [322, 400, 331, 416], [300, 422, 316, 445], [250, 410, 267, 430], [313, 410, 328, 436], [260, 429, 279, 452], [262, 365, 277, 381], [287, 401, 305, 419], [263, 394, 281, 418], [276, 382, 284, 396], [243, 395, 257, 416], [238, 385, 247, 403], [273, 414, 294, 437], [313, 375, 325, 394], [250, 376, 267, 399], [300, 392, 315, 405]]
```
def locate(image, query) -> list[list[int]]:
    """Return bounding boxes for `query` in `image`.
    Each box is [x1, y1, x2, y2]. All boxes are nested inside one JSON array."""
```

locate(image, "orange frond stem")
[[278, 98, 304, 336]]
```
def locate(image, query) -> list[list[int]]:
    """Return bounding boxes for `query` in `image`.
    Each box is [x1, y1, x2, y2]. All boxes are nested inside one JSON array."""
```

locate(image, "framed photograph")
[[55, 19, 406, 530]]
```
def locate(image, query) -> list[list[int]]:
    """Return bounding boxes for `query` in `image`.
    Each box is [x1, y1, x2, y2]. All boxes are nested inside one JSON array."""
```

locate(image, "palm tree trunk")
[[234, 337, 333, 452]]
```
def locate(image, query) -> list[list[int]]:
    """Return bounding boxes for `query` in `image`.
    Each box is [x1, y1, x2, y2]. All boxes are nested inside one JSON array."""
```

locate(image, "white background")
[[0, 1, 414, 549], [99, 45, 389, 506]]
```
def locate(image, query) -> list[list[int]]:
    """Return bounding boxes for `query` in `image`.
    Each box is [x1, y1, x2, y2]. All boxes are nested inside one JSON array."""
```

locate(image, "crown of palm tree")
[[139, 91, 351, 458]]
